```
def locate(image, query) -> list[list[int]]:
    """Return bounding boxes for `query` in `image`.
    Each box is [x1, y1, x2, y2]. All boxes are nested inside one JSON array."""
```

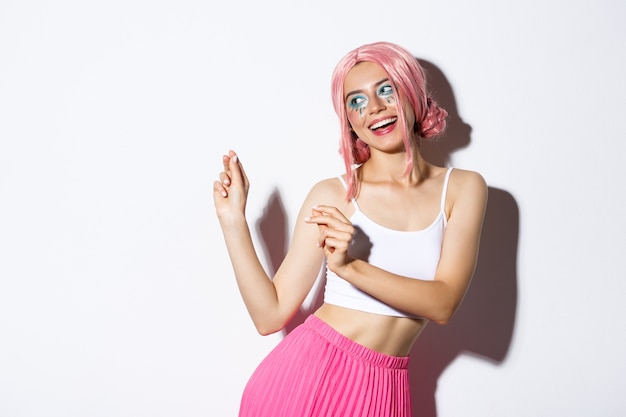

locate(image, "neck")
[[361, 142, 431, 184]]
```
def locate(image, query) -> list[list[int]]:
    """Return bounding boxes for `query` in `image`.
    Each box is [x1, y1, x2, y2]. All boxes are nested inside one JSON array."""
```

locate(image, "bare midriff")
[[313, 303, 428, 357]]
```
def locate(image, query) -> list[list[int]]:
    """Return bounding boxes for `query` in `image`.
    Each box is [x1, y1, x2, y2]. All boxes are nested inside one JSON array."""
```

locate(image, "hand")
[[305, 205, 354, 274], [213, 150, 250, 221]]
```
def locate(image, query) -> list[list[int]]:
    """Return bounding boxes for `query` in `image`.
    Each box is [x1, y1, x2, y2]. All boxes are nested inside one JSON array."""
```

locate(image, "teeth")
[[370, 117, 397, 130]]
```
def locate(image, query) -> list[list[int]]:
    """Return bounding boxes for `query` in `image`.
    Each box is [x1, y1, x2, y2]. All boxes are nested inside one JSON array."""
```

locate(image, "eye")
[[377, 83, 394, 98], [348, 94, 368, 110]]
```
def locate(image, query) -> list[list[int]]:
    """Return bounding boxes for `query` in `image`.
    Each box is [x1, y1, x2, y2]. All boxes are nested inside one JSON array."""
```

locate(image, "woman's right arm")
[[213, 150, 328, 335]]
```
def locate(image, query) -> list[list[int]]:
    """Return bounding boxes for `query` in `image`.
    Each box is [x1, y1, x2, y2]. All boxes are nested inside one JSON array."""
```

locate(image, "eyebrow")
[[345, 78, 391, 99]]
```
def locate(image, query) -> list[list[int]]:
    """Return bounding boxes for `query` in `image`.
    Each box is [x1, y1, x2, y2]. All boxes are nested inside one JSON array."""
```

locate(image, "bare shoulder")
[[305, 176, 350, 206], [292, 175, 354, 234], [450, 168, 487, 191], [447, 168, 488, 213]]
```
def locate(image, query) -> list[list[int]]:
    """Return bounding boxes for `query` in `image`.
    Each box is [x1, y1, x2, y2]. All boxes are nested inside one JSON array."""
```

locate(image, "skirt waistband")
[[304, 315, 410, 370]]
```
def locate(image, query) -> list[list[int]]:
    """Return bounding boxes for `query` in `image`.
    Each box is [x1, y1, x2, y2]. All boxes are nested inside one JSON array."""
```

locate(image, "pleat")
[[239, 315, 411, 417]]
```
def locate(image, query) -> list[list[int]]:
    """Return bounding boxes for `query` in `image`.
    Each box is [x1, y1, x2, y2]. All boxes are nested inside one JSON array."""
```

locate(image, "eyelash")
[[378, 84, 394, 98], [347, 84, 395, 112], [348, 95, 368, 111]]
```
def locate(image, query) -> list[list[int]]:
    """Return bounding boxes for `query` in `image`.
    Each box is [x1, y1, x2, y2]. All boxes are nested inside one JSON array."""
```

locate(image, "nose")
[[368, 95, 386, 114]]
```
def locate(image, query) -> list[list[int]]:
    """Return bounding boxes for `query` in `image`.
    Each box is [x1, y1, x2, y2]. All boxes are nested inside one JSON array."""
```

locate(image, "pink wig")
[[331, 41, 448, 200]]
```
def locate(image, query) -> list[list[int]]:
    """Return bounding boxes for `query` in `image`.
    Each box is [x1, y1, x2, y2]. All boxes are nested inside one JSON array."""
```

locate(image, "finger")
[[321, 228, 353, 245], [213, 180, 228, 198], [219, 171, 231, 186], [229, 153, 250, 189], [227, 153, 250, 191], [318, 226, 353, 249], [313, 205, 350, 223], [306, 213, 353, 233], [322, 236, 350, 253], [310, 208, 351, 233], [316, 224, 329, 248], [227, 154, 241, 186], [304, 210, 329, 248], [312, 207, 324, 218], [222, 154, 231, 173]]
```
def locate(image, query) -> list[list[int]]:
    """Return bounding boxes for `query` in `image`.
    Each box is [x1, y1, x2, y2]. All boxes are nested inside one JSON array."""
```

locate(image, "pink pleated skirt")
[[239, 315, 411, 417]]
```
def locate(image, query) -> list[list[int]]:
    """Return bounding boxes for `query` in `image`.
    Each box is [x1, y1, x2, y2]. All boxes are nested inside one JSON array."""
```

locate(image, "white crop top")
[[323, 167, 453, 318]]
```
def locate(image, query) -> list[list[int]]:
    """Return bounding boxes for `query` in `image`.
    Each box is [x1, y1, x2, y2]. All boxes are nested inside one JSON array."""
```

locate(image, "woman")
[[213, 41, 487, 417]]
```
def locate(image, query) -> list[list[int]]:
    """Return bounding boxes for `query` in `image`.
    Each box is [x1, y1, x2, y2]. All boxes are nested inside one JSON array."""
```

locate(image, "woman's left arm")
[[308, 170, 488, 325]]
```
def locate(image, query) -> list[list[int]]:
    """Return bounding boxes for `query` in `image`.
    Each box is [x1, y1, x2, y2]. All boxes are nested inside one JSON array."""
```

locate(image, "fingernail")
[[232, 155, 238, 163], [304, 216, 310, 222], [221, 191, 227, 197]]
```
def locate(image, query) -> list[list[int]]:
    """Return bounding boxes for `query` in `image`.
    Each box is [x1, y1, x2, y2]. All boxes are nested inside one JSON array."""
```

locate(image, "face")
[[344, 61, 414, 154]]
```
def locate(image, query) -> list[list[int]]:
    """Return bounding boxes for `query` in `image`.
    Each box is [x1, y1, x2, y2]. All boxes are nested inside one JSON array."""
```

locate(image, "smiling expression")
[[344, 61, 414, 152]]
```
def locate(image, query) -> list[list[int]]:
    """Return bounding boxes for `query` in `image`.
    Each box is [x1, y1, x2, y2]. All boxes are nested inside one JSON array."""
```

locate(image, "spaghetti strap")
[[337, 176, 360, 211], [440, 167, 454, 213]]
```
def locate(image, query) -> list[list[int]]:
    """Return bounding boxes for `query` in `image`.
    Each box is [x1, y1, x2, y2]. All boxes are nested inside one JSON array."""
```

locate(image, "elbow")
[[253, 317, 287, 336], [254, 323, 282, 336], [432, 314, 452, 326], [427, 282, 468, 325], [256, 327, 277, 336], [430, 303, 459, 326]]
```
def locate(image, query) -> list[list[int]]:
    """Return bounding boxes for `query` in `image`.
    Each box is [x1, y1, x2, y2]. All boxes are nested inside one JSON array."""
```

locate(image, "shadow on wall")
[[417, 59, 472, 168], [256, 189, 325, 336], [253, 59, 519, 417], [409, 187, 519, 417], [406, 59, 519, 417]]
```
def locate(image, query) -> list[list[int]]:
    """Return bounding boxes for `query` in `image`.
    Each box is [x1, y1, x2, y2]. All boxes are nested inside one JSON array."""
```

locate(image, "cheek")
[[346, 108, 364, 130]]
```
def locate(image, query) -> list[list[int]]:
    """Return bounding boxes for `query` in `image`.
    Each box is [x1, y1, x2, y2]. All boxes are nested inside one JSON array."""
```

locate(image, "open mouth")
[[369, 117, 398, 131]]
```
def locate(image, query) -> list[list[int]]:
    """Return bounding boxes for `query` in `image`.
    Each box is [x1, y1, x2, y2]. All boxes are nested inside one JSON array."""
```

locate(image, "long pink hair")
[[331, 41, 448, 200]]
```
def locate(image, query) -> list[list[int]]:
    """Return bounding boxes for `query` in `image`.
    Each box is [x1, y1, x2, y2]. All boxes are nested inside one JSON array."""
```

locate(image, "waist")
[[313, 303, 428, 357]]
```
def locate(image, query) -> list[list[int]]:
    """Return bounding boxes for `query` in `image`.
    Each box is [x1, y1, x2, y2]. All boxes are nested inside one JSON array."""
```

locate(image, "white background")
[[1, 1, 625, 416]]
